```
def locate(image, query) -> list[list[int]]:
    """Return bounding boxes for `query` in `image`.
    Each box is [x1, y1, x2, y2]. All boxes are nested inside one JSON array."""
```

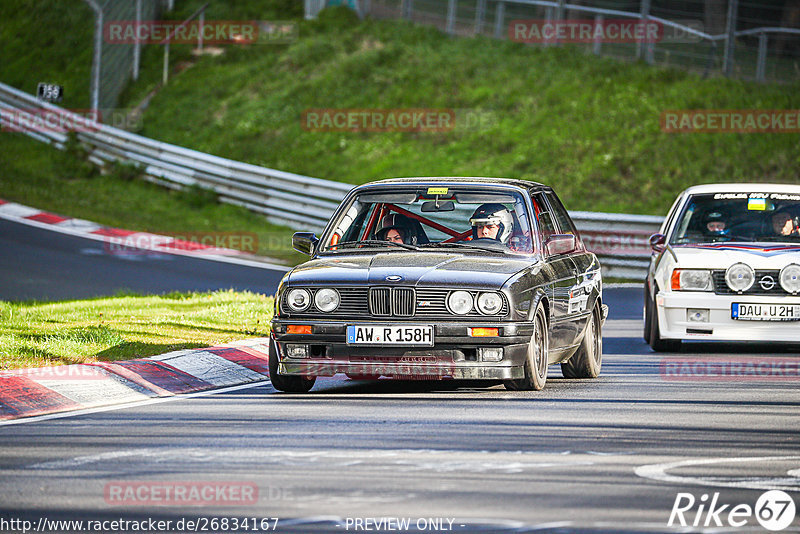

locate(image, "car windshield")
[[670, 192, 800, 244], [320, 187, 535, 255]]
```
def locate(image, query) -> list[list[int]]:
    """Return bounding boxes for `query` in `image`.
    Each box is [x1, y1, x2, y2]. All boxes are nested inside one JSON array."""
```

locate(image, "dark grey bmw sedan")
[[270, 177, 606, 392]]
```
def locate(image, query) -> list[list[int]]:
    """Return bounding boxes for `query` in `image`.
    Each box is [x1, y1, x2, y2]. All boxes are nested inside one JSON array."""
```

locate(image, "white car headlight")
[[447, 291, 473, 315], [314, 288, 340, 312], [671, 269, 713, 291], [286, 288, 311, 312], [476, 292, 503, 314], [725, 263, 755, 293], [779, 264, 800, 294]]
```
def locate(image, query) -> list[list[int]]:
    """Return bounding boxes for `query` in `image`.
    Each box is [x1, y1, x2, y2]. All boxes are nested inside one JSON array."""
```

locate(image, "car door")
[[534, 193, 578, 351]]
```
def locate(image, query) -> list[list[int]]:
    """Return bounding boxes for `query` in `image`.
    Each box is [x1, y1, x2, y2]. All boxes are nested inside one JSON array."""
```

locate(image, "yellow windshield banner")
[[426, 187, 449, 195]]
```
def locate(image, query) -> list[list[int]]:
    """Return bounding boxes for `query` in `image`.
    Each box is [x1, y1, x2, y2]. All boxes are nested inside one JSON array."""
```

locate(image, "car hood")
[[287, 252, 535, 288], [672, 243, 800, 269]]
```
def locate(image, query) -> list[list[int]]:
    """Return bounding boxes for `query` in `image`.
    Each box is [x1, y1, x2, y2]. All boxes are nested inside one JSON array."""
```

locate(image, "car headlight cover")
[[725, 263, 755, 293], [671, 269, 713, 291], [314, 288, 340, 312], [286, 288, 311, 311], [780, 264, 800, 294], [477, 292, 503, 314], [448, 290, 474, 315]]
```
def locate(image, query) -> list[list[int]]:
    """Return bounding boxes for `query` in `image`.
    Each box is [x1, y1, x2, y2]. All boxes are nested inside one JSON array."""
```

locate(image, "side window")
[[533, 194, 557, 243], [545, 192, 578, 236]]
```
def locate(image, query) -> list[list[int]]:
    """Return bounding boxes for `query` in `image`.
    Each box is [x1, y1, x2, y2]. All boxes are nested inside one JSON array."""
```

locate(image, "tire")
[[504, 303, 548, 391], [561, 303, 602, 379], [648, 298, 681, 352], [643, 284, 652, 344], [268, 337, 316, 393]]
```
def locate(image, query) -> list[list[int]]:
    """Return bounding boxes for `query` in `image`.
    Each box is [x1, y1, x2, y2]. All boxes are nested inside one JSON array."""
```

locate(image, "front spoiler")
[[271, 319, 533, 380]]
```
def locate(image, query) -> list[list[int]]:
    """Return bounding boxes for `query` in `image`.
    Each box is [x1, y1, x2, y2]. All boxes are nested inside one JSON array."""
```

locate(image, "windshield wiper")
[[326, 239, 421, 251], [420, 242, 510, 253]]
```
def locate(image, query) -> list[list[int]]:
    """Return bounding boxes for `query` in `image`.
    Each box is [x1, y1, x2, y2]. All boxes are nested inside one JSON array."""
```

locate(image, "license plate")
[[732, 303, 800, 321], [346, 325, 434, 346]]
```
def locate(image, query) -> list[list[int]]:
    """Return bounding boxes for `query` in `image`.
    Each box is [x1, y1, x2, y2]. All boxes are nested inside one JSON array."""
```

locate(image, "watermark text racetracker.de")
[[661, 357, 800, 381], [0, 108, 141, 132], [509, 19, 702, 44], [103, 20, 297, 44], [301, 108, 498, 133], [661, 110, 800, 133], [0, 516, 280, 533]]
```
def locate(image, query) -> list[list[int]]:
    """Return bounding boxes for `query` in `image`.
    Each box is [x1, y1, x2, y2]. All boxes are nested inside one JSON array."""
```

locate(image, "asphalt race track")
[[2, 219, 800, 533], [0, 218, 285, 301]]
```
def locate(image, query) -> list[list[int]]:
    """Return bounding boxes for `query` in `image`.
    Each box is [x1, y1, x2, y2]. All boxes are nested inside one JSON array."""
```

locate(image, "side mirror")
[[545, 234, 576, 256], [292, 232, 318, 256], [649, 233, 667, 253]]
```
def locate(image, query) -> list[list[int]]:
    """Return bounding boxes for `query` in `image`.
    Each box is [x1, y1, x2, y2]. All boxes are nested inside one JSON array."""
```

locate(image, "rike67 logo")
[[669, 490, 797, 531]]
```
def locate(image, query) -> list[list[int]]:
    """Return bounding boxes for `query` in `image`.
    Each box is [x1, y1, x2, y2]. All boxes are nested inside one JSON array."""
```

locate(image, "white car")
[[645, 183, 800, 351]]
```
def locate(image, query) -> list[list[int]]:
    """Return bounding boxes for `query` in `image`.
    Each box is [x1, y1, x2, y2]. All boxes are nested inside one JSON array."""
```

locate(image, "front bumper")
[[656, 291, 800, 342], [270, 319, 534, 380]]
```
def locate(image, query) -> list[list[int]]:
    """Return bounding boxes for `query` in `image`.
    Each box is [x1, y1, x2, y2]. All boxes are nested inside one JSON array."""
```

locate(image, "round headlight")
[[780, 264, 800, 294], [447, 291, 473, 315], [314, 288, 340, 312], [725, 263, 755, 293], [286, 288, 311, 312], [477, 292, 503, 315]]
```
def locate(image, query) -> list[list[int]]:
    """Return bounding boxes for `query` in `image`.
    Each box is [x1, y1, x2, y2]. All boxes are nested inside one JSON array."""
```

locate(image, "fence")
[[0, 81, 661, 279], [310, 0, 800, 84]]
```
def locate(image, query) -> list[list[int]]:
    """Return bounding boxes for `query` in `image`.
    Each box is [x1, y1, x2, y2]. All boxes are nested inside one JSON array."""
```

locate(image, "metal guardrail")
[[0, 81, 661, 279]]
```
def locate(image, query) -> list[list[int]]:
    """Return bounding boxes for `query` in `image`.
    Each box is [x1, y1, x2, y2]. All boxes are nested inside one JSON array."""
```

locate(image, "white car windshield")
[[671, 192, 800, 244], [321, 187, 535, 254]]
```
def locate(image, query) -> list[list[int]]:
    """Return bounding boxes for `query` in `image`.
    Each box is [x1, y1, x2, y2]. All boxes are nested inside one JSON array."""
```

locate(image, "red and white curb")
[[0, 338, 273, 422], [0, 199, 289, 271]]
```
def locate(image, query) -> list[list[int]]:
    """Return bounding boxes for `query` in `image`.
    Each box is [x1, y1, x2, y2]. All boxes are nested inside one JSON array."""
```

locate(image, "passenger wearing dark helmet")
[[375, 213, 414, 244], [470, 203, 514, 244]]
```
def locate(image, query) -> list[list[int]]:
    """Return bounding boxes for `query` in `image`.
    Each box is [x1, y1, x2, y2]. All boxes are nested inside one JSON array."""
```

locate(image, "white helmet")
[[470, 203, 514, 244]]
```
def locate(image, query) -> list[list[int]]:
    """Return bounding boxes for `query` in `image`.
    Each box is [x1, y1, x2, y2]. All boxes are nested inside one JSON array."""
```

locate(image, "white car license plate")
[[346, 325, 434, 346], [732, 303, 800, 321]]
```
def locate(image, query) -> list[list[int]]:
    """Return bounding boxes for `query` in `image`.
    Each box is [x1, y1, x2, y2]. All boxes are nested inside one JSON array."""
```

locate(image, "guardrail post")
[[401, 0, 413, 20], [756, 31, 767, 82], [84, 0, 103, 112], [446, 0, 457, 34], [637, 0, 654, 64], [163, 41, 170, 85], [494, 1, 505, 39], [543, 7, 553, 47], [133, 0, 142, 81], [474, 0, 486, 34], [723, 0, 739, 76], [198, 8, 205, 52], [555, 0, 565, 22], [593, 14, 603, 55]]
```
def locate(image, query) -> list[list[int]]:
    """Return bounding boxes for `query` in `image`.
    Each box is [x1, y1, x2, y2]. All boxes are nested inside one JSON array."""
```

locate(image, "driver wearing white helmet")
[[469, 203, 514, 245]]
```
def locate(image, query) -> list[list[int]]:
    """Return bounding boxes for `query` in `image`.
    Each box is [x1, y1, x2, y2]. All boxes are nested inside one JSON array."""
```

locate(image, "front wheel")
[[504, 303, 548, 391], [268, 337, 316, 393], [561, 303, 602, 379]]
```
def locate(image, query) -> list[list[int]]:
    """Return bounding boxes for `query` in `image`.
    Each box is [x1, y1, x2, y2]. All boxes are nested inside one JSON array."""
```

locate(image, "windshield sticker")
[[426, 187, 449, 196], [748, 198, 767, 211]]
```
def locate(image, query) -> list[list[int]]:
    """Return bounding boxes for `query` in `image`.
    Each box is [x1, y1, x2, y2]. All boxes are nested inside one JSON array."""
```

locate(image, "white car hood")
[[671, 243, 800, 270]]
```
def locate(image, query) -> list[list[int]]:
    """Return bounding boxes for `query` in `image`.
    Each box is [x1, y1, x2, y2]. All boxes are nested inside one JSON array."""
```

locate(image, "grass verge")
[[0, 290, 273, 370]]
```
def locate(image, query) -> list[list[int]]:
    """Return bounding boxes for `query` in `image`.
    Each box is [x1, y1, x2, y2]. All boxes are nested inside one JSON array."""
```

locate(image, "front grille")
[[712, 270, 790, 295], [369, 287, 415, 317], [369, 287, 392, 316]]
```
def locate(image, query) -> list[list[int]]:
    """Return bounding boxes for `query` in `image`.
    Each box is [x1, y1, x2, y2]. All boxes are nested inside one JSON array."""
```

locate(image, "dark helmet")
[[470, 203, 514, 244], [375, 213, 413, 243], [703, 210, 729, 236]]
